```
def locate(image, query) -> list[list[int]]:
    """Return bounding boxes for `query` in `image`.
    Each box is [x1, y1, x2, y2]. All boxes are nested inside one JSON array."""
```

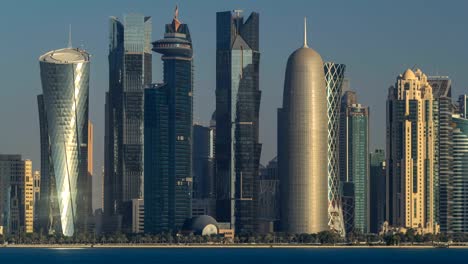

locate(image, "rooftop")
[[39, 48, 89, 64]]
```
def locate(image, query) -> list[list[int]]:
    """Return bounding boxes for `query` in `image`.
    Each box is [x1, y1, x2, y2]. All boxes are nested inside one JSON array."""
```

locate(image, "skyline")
[[1, 0, 468, 210]]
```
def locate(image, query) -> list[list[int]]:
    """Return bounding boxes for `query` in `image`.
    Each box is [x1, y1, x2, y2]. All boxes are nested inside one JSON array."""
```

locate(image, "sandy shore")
[[3, 244, 468, 249]]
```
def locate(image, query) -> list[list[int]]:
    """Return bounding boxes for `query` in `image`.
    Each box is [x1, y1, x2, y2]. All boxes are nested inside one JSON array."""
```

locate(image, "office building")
[[193, 124, 215, 199], [340, 98, 370, 234], [428, 76, 452, 233], [0, 155, 33, 235], [38, 46, 90, 236], [131, 198, 144, 233], [258, 157, 279, 233], [450, 115, 468, 233], [386, 69, 437, 233], [33, 170, 40, 230], [324, 62, 346, 236], [104, 14, 152, 231], [278, 19, 328, 234], [459, 94, 467, 118], [144, 7, 193, 233], [215, 10, 262, 232], [369, 149, 386, 233]]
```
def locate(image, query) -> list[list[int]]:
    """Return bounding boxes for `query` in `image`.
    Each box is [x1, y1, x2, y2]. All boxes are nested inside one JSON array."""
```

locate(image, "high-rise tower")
[[386, 69, 437, 233], [278, 19, 328, 234], [144, 6, 193, 233], [339, 98, 370, 234], [215, 10, 262, 232], [105, 14, 152, 231], [450, 115, 468, 233], [324, 62, 346, 236], [427, 76, 452, 233], [38, 47, 90, 236]]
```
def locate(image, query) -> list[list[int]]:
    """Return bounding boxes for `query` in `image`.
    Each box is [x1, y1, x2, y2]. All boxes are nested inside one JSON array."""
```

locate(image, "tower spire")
[[303, 17, 308, 48], [68, 24, 72, 48]]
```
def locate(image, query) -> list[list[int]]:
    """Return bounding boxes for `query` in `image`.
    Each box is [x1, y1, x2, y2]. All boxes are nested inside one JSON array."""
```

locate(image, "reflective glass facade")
[[451, 116, 468, 233], [215, 11, 261, 232], [324, 62, 346, 236], [369, 149, 386, 233], [340, 101, 369, 233], [38, 48, 90, 236], [105, 14, 152, 231], [144, 13, 193, 233]]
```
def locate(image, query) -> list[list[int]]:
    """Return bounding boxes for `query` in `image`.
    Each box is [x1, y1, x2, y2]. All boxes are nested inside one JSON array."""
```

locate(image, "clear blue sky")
[[1, 0, 467, 209]]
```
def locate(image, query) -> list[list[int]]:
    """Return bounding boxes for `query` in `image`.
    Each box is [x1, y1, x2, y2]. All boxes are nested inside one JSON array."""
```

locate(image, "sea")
[[0, 248, 466, 264]]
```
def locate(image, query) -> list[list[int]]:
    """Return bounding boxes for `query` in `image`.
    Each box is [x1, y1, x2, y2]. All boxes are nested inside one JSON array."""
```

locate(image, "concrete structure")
[[278, 18, 328, 234], [386, 69, 437, 233], [144, 7, 193, 233], [324, 62, 346, 236], [215, 10, 262, 233], [38, 46, 91, 236], [104, 14, 152, 232], [131, 198, 144, 233], [0, 155, 33, 234]]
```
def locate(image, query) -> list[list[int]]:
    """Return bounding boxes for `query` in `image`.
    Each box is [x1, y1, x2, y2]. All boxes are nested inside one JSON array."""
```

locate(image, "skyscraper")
[[386, 69, 437, 233], [144, 7, 193, 233], [324, 62, 346, 236], [258, 157, 279, 233], [215, 10, 262, 232], [278, 19, 328, 234], [33, 170, 40, 231], [339, 97, 370, 234], [428, 76, 452, 233], [104, 14, 152, 231], [38, 46, 90, 236], [193, 124, 215, 200], [369, 149, 386, 233], [0, 155, 33, 234], [459, 94, 467, 118], [450, 115, 468, 233]]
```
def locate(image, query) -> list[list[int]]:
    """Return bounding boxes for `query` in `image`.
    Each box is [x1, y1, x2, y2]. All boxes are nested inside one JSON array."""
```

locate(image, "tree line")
[[2, 229, 468, 245]]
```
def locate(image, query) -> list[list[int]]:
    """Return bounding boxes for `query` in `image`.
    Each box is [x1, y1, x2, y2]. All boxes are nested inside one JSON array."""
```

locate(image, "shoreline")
[[2, 244, 467, 249]]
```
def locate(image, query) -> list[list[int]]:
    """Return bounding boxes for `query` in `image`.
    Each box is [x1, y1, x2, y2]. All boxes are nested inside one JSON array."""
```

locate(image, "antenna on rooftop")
[[68, 24, 72, 48]]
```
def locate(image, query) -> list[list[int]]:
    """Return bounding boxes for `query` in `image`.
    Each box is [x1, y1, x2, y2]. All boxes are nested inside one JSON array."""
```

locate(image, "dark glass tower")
[[144, 8, 193, 233], [369, 149, 386, 233], [215, 10, 262, 232], [104, 14, 152, 231]]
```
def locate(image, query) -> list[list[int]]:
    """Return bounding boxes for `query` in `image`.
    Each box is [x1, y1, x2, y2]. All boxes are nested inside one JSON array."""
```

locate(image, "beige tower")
[[387, 69, 437, 233], [278, 18, 328, 234], [24, 160, 34, 233]]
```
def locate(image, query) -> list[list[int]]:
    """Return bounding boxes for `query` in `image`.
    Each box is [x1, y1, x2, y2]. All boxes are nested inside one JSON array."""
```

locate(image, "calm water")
[[0, 248, 467, 264]]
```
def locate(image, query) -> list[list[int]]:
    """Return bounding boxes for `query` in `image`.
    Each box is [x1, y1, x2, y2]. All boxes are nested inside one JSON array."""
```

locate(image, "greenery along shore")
[[2, 230, 468, 246]]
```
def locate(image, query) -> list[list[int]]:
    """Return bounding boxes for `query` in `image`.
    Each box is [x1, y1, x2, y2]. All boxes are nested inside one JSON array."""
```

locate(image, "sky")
[[1, 0, 467, 210]]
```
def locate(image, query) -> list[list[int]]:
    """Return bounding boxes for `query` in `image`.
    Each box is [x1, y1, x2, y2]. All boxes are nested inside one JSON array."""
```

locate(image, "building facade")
[[386, 69, 437, 233], [105, 14, 152, 231], [38, 47, 91, 236], [278, 20, 328, 234], [193, 124, 215, 200], [0, 155, 33, 235], [459, 94, 467, 118], [340, 99, 370, 234], [33, 170, 40, 230], [324, 62, 346, 236], [258, 157, 279, 233], [369, 149, 386, 233], [450, 115, 468, 233], [427, 76, 452, 233], [144, 8, 193, 233], [215, 10, 262, 232]]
